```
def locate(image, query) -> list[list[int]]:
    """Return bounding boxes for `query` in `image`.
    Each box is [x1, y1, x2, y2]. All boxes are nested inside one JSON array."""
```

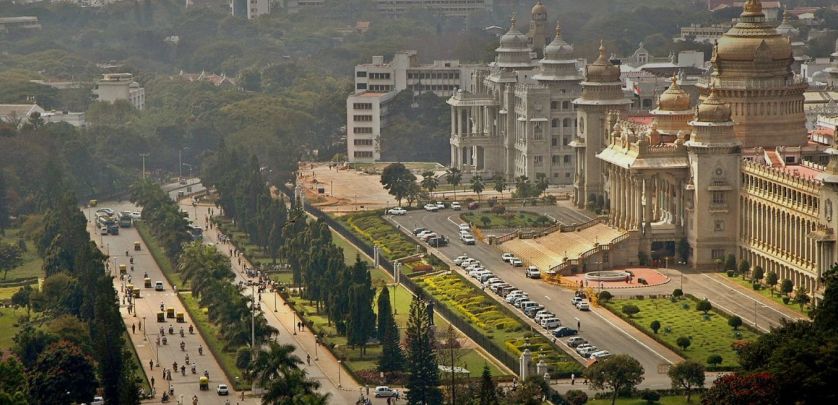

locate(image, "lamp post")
[[337, 360, 342, 388], [314, 334, 319, 361], [274, 289, 277, 312], [139, 153, 149, 180], [142, 316, 146, 341]]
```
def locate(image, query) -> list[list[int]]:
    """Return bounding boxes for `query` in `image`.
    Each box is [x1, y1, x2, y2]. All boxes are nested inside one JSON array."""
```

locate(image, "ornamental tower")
[[702, 0, 807, 148], [528, 1, 549, 58]]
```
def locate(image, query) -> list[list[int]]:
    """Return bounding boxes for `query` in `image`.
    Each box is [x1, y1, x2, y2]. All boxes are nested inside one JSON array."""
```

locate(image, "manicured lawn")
[[726, 275, 809, 316], [602, 297, 762, 368], [587, 395, 693, 405], [414, 272, 581, 376], [338, 211, 419, 259], [0, 228, 43, 282], [461, 210, 552, 229], [0, 307, 26, 349]]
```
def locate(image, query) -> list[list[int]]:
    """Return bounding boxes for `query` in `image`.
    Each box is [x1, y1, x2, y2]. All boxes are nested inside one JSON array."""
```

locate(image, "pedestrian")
[[151, 376, 155, 387], [577, 320, 581, 330], [132, 324, 136, 334], [571, 373, 575, 385], [306, 354, 311, 365], [149, 359, 153, 370]]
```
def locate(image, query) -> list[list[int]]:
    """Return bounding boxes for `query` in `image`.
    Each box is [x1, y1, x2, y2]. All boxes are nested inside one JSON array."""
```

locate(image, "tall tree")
[[668, 360, 705, 402], [470, 175, 485, 201], [0, 356, 27, 399], [380, 163, 417, 206], [0, 243, 23, 280], [405, 296, 442, 405], [28, 340, 97, 405], [478, 365, 498, 405], [0, 174, 9, 231], [584, 354, 645, 405], [377, 288, 404, 373], [420, 171, 439, 193], [446, 167, 462, 194], [346, 257, 375, 357], [492, 176, 505, 198]]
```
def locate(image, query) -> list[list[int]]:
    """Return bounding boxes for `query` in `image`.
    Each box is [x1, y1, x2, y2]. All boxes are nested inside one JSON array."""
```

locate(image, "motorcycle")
[[180, 341, 185, 351], [185, 354, 190, 365], [161, 392, 170, 403], [191, 364, 196, 374], [180, 365, 185, 376], [179, 327, 184, 337], [198, 345, 203, 356], [188, 325, 194, 334], [168, 325, 174, 335], [162, 336, 168, 345]]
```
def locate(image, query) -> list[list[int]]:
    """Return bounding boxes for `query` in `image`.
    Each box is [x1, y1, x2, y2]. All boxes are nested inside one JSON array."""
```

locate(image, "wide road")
[[85, 201, 247, 405], [389, 207, 681, 389]]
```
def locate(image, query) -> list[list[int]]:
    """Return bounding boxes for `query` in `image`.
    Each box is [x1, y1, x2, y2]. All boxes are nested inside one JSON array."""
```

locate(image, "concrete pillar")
[[644, 177, 653, 231], [520, 349, 532, 380]]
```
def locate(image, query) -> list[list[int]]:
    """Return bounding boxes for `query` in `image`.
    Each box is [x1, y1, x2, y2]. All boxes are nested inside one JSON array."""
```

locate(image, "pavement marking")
[[704, 299, 771, 333], [589, 309, 676, 365], [545, 295, 551, 301], [699, 273, 800, 321]]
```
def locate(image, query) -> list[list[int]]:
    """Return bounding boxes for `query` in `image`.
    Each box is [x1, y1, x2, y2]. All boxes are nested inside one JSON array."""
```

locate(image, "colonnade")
[[608, 167, 682, 232]]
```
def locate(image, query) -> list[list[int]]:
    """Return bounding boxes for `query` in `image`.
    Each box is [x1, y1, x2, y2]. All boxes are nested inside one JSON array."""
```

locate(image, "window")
[[356, 71, 367, 78], [563, 118, 571, 128], [353, 127, 373, 134], [562, 101, 570, 110], [563, 137, 570, 146], [552, 155, 561, 164], [712, 191, 725, 204], [563, 155, 571, 164], [534, 155, 544, 167], [565, 172, 571, 178], [356, 83, 367, 90], [551, 101, 558, 110], [711, 249, 725, 260], [552, 137, 558, 147], [714, 220, 725, 232], [552, 119, 559, 128], [533, 123, 544, 140], [785, 156, 795, 164], [353, 139, 373, 146], [353, 103, 373, 110], [354, 115, 373, 122], [354, 151, 374, 158]]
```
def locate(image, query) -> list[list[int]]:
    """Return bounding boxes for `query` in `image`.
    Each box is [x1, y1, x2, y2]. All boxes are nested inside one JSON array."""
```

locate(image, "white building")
[[375, 0, 493, 17], [347, 51, 484, 162], [231, 0, 270, 19], [92, 73, 145, 110], [675, 23, 732, 43], [0, 104, 85, 127]]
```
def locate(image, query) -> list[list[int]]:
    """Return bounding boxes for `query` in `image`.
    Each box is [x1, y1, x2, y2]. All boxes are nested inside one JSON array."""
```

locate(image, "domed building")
[[649, 76, 694, 141], [528, 1, 550, 58], [495, 17, 535, 69], [702, 0, 807, 147]]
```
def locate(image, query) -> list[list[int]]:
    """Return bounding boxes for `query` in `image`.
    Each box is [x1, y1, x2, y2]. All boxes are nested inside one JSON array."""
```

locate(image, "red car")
[[467, 202, 479, 210]]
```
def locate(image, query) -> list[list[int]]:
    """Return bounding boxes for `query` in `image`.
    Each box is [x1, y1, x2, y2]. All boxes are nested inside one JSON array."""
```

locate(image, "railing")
[[547, 231, 634, 275]]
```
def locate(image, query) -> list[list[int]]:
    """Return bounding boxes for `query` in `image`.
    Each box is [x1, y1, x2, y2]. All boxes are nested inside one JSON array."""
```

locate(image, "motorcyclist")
[[179, 327, 184, 337], [180, 341, 185, 351], [191, 364, 196, 374], [160, 302, 164, 311], [189, 324, 194, 334], [169, 325, 174, 334], [198, 345, 203, 355], [180, 365, 185, 375], [185, 354, 190, 364]]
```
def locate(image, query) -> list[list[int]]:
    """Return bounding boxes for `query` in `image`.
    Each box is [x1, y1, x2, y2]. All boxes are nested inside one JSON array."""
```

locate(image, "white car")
[[460, 258, 475, 267], [579, 346, 599, 358], [99, 226, 109, 235], [91, 396, 104, 405], [387, 207, 407, 215], [506, 292, 526, 303], [576, 301, 590, 311], [417, 230, 434, 239], [154, 281, 164, 291], [534, 311, 554, 323], [461, 235, 476, 245], [458, 223, 471, 232], [526, 266, 541, 279], [423, 204, 439, 212], [217, 384, 229, 395], [129, 211, 142, 219], [375, 386, 398, 398], [451, 202, 462, 210], [453, 255, 469, 265], [501, 253, 514, 262], [510, 258, 523, 267], [542, 318, 561, 329], [590, 350, 612, 360], [435, 201, 446, 209]]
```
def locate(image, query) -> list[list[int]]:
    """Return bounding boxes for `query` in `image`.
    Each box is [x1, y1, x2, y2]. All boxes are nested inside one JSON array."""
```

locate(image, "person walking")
[[132, 323, 136, 334], [151, 376, 155, 388], [571, 373, 575, 385], [306, 354, 311, 366]]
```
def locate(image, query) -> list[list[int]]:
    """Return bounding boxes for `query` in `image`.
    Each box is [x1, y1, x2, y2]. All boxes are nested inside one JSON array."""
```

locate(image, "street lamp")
[[337, 360, 342, 388], [142, 316, 146, 341], [314, 334, 319, 361]]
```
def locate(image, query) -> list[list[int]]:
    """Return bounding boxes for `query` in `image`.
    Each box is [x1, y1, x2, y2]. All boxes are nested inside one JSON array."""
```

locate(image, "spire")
[[510, 14, 517, 30], [595, 40, 607, 64], [744, 0, 762, 13], [554, 22, 561, 39]]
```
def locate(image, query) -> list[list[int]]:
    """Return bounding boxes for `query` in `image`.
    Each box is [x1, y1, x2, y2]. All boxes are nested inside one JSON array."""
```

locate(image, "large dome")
[[715, 0, 792, 63], [658, 76, 691, 111], [531, 1, 547, 21], [543, 24, 573, 60], [498, 17, 529, 50], [585, 41, 620, 83]]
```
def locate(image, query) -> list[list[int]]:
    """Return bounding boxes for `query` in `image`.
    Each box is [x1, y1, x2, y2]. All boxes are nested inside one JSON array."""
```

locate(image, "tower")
[[703, 0, 806, 147], [528, 1, 549, 58], [825, 39, 838, 89], [685, 88, 741, 268], [572, 41, 631, 209]]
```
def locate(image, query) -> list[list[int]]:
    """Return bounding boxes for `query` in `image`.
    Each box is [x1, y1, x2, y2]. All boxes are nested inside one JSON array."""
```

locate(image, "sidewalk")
[[705, 272, 808, 321]]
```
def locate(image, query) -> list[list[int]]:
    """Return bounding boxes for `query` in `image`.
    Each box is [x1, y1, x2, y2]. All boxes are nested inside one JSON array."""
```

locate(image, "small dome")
[[716, 0, 792, 63], [498, 16, 529, 50], [543, 24, 573, 60], [776, 10, 799, 39], [531, 1, 547, 20], [695, 88, 732, 123], [657, 76, 691, 111], [585, 41, 620, 83]]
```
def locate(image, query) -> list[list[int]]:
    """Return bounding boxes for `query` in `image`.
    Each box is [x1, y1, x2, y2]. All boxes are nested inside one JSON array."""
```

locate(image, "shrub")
[[491, 205, 506, 214], [707, 354, 723, 367], [728, 316, 743, 331], [726, 270, 735, 277], [676, 336, 691, 351], [650, 320, 661, 334], [597, 290, 613, 303], [672, 289, 683, 299], [752, 283, 761, 290], [696, 299, 712, 315], [565, 389, 588, 405], [782, 296, 790, 304], [639, 389, 661, 404], [622, 304, 640, 318]]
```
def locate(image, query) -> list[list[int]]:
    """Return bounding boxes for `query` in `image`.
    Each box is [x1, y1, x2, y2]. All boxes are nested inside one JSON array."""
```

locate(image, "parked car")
[[501, 253, 514, 262], [417, 230, 434, 239], [541, 318, 561, 329], [374, 386, 398, 398], [499, 286, 517, 297], [423, 203, 439, 212], [451, 202, 462, 210], [534, 311, 554, 323], [460, 258, 475, 267], [468, 201, 480, 210], [590, 350, 611, 360], [217, 384, 229, 395], [461, 235, 476, 245], [129, 211, 142, 220], [435, 201, 446, 209], [413, 227, 427, 235], [578, 346, 599, 358], [576, 301, 590, 311], [428, 236, 448, 247], [525, 266, 541, 279], [566, 336, 586, 347], [524, 305, 545, 318], [458, 223, 471, 232], [515, 299, 534, 309], [506, 292, 526, 303], [554, 327, 578, 338], [387, 207, 407, 215], [575, 343, 594, 353], [570, 296, 584, 306], [91, 396, 104, 405], [510, 258, 523, 267], [99, 226, 109, 235], [454, 255, 469, 265]]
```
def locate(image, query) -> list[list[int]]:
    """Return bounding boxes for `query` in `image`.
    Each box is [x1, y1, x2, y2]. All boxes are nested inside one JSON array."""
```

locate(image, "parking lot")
[[387, 205, 681, 388]]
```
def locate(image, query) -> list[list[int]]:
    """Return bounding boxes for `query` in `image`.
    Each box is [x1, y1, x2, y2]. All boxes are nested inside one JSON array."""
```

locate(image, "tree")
[[377, 288, 404, 373], [668, 360, 705, 402], [677, 238, 690, 263], [0, 174, 9, 231], [0, 355, 27, 399], [405, 296, 442, 405], [492, 176, 505, 197], [621, 304, 640, 318], [728, 316, 743, 331], [724, 254, 736, 272], [534, 173, 549, 197], [752, 266, 764, 284], [794, 286, 810, 310], [696, 299, 712, 315], [584, 354, 644, 405], [650, 320, 661, 334], [477, 365, 498, 405], [514, 175, 531, 198], [676, 336, 691, 351], [706, 354, 722, 367], [738, 259, 750, 279], [639, 389, 660, 404], [480, 215, 491, 228], [0, 243, 23, 280], [565, 389, 588, 405], [380, 163, 417, 206], [471, 175, 485, 201], [702, 373, 780, 405], [672, 289, 683, 299], [765, 271, 778, 296], [347, 258, 375, 357], [28, 340, 97, 405], [780, 279, 794, 296], [446, 167, 462, 194], [420, 171, 439, 193]]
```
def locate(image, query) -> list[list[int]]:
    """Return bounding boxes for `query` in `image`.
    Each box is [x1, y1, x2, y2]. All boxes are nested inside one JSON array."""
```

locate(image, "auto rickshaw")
[[176, 312, 185, 323], [133, 288, 141, 298], [166, 307, 175, 319], [144, 277, 152, 288], [199, 376, 209, 391], [120, 264, 127, 275], [89, 199, 97, 208], [157, 312, 165, 322], [134, 241, 141, 251], [125, 284, 134, 296]]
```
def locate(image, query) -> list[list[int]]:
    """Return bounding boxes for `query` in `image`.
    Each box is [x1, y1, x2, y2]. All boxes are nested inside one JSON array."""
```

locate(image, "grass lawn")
[[461, 211, 552, 229], [337, 212, 419, 260], [726, 275, 809, 316], [0, 228, 43, 282], [602, 297, 762, 368], [0, 286, 24, 301], [587, 395, 693, 405], [0, 307, 26, 349]]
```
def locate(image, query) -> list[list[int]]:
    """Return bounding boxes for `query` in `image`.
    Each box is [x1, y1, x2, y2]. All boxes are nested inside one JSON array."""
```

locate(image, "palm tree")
[[250, 342, 328, 405], [446, 167, 462, 199], [493, 176, 505, 198], [420, 171, 438, 193], [470, 175, 485, 201]]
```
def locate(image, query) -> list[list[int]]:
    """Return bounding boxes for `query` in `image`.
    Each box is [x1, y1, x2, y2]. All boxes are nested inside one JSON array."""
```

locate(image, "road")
[[85, 201, 247, 405], [389, 208, 681, 389]]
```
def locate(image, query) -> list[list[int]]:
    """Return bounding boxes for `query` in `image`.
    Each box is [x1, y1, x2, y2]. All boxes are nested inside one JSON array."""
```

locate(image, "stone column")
[[644, 176, 653, 232], [628, 176, 635, 230], [451, 108, 456, 136]]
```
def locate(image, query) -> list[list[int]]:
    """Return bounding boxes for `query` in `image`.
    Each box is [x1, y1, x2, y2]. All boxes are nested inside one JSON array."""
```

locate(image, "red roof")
[[781, 164, 822, 179], [626, 116, 654, 126]]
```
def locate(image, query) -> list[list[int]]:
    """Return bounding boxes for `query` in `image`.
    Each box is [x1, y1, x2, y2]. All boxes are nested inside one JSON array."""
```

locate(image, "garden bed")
[[602, 296, 761, 369], [461, 210, 553, 229], [337, 211, 420, 259], [725, 275, 809, 316]]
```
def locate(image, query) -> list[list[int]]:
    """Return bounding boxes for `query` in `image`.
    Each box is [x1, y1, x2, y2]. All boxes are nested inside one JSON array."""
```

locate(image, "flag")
[[633, 82, 641, 97]]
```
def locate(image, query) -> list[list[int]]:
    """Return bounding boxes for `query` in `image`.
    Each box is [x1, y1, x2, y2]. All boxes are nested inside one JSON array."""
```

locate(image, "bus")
[[119, 212, 133, 228], [187, 225, 203, 241]]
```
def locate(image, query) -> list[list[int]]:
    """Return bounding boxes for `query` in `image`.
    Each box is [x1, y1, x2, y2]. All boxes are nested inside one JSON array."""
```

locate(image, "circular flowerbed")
[[585, 270, 632, 282]]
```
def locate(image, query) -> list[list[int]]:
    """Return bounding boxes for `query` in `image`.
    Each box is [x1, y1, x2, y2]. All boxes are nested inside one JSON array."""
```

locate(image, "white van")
[[154, 281, 164, 291], [519, 301, 539, 312]]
